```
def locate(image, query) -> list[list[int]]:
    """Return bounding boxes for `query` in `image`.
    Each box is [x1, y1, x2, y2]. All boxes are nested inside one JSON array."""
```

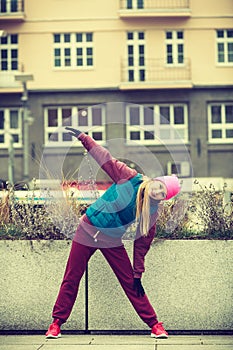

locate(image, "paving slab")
[[0, 335, 232, 350], [0, 336, 44, 350], [89, 335, 200, 345], [0, 335, 44, 345], [157, 347, 233, 350], [89, 335, 157, 345], [199, 336, 233, 345], [44, 345, 155, 350], [0, 347, 39, 350]]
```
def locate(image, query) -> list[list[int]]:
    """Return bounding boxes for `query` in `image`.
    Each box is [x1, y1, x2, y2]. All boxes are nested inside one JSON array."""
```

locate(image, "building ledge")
[[118, 9, 191, 18], [119, 81, 193, 90], [0, 87, 23, 93], [0, 13, 25, 21]]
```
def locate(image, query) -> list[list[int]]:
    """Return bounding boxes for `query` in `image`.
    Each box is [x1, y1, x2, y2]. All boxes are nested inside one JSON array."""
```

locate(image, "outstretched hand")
[[65, 127, 82, 139]]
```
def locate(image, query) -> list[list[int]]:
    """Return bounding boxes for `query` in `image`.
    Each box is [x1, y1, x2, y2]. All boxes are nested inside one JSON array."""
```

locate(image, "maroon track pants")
[[52, 240, 158, 328]]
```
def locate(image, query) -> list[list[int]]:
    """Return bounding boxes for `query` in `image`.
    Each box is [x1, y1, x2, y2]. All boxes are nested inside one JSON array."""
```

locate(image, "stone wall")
[[0, 240, 232, 331]]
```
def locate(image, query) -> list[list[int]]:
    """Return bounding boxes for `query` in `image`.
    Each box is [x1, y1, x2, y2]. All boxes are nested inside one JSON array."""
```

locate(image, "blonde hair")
[[136, 177, 154, 236]]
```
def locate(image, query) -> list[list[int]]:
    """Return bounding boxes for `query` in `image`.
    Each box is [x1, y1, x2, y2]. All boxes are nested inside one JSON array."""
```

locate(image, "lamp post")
[[8, 133, 14, 184], [0, 29, 14, 184], [15, 73, 34, 182]]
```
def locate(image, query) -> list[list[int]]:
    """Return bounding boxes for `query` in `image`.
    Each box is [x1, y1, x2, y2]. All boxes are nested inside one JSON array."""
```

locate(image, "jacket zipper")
[[93, 230, 100, 242]]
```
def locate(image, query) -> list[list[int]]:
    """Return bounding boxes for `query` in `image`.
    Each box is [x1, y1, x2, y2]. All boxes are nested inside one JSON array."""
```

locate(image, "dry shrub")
[[189, 181, 233, 239], [0, 179, 232, 240], [0, 191, 10, 224], [156, 180, 233, 240], [0, 181, 89, 240], [156, 194, 195, 239]]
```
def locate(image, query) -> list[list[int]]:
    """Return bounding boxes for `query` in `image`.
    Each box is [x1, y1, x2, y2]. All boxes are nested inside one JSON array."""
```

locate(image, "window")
[[53, 33, 93, 69], [127, 31, 145, 82], [44, 105, 105, 146], [126, 104, 188, 144], [127, 0, 144, 9], [208, 103, 233, 143], [0, 109, 22, 148], [166, 31, 184, 65], [0, 34, 18, 71], [216, 30, 233, 64], [0, 0, 19, 13]]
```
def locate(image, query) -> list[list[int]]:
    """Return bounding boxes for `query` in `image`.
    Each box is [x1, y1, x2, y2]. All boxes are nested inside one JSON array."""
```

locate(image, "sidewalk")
[[0, 334, 232, 350]]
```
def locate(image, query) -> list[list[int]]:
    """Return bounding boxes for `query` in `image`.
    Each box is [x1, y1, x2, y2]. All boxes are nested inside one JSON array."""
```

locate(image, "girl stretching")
[[45, 127, 181, 339]]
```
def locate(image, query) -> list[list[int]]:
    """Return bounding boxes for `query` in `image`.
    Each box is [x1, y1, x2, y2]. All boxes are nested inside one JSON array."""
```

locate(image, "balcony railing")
[[120, 58, 192, 89], [0, 0, 24, 20], [119, 0, 191, 17]]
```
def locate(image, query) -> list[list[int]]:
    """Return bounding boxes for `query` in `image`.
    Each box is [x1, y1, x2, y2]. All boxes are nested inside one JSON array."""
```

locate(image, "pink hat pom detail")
[[155, 175, 181, 200]]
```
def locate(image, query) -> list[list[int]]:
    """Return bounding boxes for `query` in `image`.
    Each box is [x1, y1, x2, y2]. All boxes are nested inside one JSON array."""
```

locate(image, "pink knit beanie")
[[155, 175, 181, 200]]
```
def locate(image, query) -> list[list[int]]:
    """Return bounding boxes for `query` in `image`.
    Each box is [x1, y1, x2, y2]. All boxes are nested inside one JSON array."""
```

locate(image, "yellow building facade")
[[0, 0, 233, 185]]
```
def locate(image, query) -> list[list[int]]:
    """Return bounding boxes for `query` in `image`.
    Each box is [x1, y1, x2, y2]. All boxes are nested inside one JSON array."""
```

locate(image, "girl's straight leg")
[[52, 240, 96, 323], [100, 245, 158, 328]]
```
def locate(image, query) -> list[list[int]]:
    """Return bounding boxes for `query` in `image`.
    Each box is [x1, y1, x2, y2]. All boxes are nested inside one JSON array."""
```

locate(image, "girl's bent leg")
[[100, 245, 158, 328], [52, 240, 96, 324]]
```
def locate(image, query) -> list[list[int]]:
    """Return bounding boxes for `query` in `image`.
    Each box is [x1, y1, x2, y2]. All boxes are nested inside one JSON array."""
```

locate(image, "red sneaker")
[[151, 322, 168, 338], [45, 321, 61, 339]]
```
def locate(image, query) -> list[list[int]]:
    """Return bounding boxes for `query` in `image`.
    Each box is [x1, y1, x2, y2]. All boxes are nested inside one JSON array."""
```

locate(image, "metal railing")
[[119, 0, 190, 10], [0, 0, 24, 14], [120, 58, 191, 84]]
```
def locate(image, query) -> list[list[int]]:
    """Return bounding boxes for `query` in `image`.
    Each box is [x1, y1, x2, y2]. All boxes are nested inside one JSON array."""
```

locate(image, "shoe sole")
[[46, 333, 61, 339], [151, 333, 168, 339]]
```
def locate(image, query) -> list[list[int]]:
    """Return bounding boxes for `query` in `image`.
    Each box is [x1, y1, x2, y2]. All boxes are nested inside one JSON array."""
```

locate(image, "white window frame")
[[0, 34, 18, 71], [216, 29, 233, 65], [44, 105, 106, 147], [165, 30, 184, 66], [126, 104, 189, 145], [127, 31, 145, 82], [0, 108, 22, 148], [53, 33, 94, 70], [208, 103, 233, 143]]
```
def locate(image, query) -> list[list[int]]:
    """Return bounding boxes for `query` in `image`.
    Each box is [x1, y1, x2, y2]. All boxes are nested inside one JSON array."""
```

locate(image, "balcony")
[[118, 0, 191, 18], [0, 63, 25, 92], [119, 58, 192, 90], [0, 0, 25, 21], [0, 71, 23, 92]]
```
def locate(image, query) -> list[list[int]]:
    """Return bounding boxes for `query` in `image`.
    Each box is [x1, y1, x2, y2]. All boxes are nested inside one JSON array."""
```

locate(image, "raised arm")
[[65, 128, 137, 183]]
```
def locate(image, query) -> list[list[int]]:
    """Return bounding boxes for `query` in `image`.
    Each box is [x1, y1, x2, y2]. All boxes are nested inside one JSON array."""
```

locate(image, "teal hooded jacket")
[[86, 173, 144, 237]]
